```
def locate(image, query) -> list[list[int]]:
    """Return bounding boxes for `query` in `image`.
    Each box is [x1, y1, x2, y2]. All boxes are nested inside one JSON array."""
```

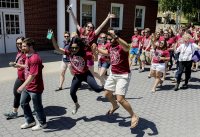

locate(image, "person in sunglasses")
[[67, 6, 115, 82], [4, 37, 26, 119], [97, 33, 110, 85], [51, 32, 103, 115], [55, 31, 73, 91], [98, 28, 139, 128]]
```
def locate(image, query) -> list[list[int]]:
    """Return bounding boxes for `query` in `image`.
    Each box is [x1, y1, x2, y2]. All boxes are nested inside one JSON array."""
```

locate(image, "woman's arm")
[[50, 31, 66, 54], [95, 13, 115, 35], [67, 6, 81, 32]]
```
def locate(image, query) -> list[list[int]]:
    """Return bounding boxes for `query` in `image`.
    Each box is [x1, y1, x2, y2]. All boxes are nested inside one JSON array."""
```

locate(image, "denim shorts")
[[98, 61, 110, 69], [130, 48, 139, 55]]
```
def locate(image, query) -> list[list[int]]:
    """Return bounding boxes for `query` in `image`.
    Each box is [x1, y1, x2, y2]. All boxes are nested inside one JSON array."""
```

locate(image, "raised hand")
[[107, 13, 115, 19], [46, 29, 53, 40], [66, 4, 72, 13]]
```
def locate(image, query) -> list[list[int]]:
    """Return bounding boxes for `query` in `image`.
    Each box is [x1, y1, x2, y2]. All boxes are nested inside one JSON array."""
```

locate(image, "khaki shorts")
[[104, 73, 131, 96], [140, 51, 151, 64]]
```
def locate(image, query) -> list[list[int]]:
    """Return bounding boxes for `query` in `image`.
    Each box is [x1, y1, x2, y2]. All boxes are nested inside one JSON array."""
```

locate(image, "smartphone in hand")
[[47, 29, 53, 40]]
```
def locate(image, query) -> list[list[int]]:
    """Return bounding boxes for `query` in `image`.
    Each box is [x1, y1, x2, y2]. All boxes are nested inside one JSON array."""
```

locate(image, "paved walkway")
[[0, 51, 200, 137]]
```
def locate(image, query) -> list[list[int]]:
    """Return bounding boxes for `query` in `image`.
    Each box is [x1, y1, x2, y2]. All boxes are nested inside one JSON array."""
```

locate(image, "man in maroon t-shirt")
[[98, 28, 139, 128], [17, 38, 46, 131]]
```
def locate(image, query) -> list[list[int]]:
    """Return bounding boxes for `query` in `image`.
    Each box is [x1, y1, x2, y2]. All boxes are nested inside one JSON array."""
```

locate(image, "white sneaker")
[[31, 123, 47, 131], [20, 122, 36, 129]]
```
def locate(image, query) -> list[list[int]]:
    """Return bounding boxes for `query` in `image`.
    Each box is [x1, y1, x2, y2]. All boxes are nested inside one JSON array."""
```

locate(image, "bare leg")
[[116, 95, 138, 128], [151, 71, 162, 92], [59, 69, 66, 88], [104, 90, 119, 111], [99, 67, 107, 85]]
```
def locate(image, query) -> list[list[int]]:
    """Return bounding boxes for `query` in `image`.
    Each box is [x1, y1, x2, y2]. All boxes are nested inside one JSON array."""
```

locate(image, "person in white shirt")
[[174, 34, 200, 91]]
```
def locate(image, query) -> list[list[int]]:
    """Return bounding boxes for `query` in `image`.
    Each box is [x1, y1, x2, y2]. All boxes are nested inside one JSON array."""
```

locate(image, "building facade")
[[0, 0, 158, 54]]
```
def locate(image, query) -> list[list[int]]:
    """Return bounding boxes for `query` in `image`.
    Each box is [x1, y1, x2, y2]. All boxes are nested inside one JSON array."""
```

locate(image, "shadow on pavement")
[[0, 50, 61, 68], [44, 106, 67, 117], [44, 116, 85, 132], [82, 113, 128, 125], [130, 117, 158, 137], [96, 96, 143, 102]]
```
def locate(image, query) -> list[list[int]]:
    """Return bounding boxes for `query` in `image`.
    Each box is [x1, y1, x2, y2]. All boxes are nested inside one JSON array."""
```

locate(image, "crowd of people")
[[3, 5, 200, 131]]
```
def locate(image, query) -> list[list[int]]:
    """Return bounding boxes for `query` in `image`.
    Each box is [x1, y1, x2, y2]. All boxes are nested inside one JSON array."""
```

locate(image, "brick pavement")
[[0, 51, 200, 137]]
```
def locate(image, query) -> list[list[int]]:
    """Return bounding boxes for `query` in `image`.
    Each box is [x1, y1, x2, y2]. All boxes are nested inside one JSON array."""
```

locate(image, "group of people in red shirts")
[[4, 5, 200, 131], [129, 25, 200, 92]]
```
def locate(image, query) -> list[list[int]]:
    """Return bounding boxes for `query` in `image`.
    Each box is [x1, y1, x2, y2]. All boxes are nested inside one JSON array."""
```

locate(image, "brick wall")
[[77, 0, 158, 43], [24, 0, 69, 50], [24, 0, 157, 50]]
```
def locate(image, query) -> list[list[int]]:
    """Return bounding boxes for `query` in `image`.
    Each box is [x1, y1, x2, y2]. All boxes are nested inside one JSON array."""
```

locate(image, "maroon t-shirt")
[[131, 35, 142, 48], [152, 49, 169, 63], [16, 52, 26, 81], [24, 53, 44, 93], [98, 43, 110, 63], [142, 36, 151, 51], [64, 50, 92, 74], [108, 44, 130, 74]]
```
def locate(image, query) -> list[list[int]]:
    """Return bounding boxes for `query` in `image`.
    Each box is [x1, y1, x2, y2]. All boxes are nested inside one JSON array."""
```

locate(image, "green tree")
[[159, 0, 200, 21]]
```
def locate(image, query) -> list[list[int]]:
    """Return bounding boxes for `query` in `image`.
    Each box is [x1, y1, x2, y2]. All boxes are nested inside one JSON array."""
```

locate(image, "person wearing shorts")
[[97, 33, 110, 85], [129, 28, 142, 67], [150, 38, 170, 93], [55, 31, 72, 91], [98, 28, 139, 128]]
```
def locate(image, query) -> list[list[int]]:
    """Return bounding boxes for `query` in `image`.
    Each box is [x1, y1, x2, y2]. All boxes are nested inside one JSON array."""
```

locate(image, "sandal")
[[106, 106, 119, 115], [131, 115, 139, 128]]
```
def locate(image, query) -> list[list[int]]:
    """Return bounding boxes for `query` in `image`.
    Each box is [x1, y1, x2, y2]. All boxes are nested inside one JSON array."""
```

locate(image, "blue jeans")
[[20, 90, 46, 124]]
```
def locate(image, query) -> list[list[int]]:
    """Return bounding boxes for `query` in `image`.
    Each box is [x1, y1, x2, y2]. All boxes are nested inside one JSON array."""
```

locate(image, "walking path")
[[0, 51, 200, 137]]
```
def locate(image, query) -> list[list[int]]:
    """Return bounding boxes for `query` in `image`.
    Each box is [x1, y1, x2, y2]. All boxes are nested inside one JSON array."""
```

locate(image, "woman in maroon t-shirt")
[[150, 39, 170, 93], [4, 36, 26, 119], [67, 6, 115, 80], [51, 35, 103, 115]]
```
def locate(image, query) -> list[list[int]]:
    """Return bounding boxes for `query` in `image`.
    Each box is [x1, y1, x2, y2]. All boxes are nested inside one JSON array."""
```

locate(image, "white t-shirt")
[[176, 42, 199, 61]]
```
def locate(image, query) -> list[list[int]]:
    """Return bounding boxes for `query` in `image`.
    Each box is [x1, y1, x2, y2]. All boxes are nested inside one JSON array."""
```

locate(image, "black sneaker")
[[4, 112, 18, 119], [174, 84, 179, 91], [180, 84, 188, 89], [72, 104, 80, 115], [32, 110, 36, 115], [55, 87, 62, 91]]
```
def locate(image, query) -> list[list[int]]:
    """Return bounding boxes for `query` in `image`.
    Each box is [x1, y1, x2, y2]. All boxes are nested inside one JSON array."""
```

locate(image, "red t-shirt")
[[98, 43, 110, 63], [152, 49, 170, 63], [131, 35, 142, 48], [24, 53, 44, 93], [142, 36, 151, 51], [65, 50, 92, 74], [108, 44, 130, 74], [79, 27, 96, 49], [16, 52, 26, 81]]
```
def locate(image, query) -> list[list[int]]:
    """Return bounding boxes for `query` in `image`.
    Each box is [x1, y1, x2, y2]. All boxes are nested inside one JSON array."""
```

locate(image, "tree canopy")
[[159, 0, 200, 15]]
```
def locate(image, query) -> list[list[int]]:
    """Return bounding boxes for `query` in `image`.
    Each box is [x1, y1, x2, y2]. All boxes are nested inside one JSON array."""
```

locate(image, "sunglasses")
[[160, 42, 165, 44], [70, 47, 79, 50], [87, 26, 93, 29], [16, 43, 22, 45], [64, 35, 70, 38], [107, 38, 112, 41], [101, 37, 106, 39]]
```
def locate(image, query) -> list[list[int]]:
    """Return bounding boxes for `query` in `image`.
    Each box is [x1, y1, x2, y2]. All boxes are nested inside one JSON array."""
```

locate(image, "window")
[[0, 0, 20, 9], [80, 1, 96, 27], [5, 14, 20, 34], [134, 6, 145, 29], [111, 3, 123, 30]]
